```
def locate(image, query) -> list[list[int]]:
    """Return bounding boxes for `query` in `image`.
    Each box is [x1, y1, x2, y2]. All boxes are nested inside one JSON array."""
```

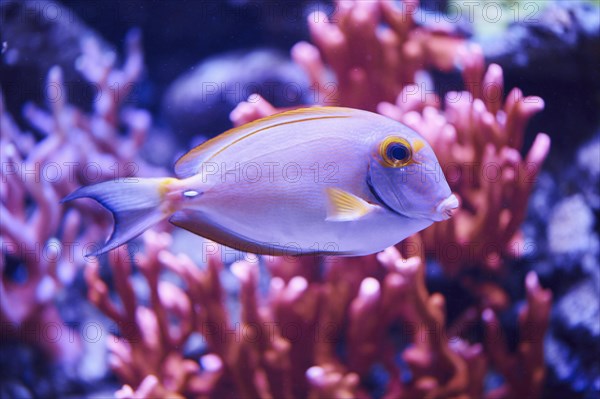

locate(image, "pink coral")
[[379, 47, 551, 275], [87, 233, 551, 398], [218, 1, 554, 396], [232, 16, 550, 278], [482, 272, 552, 399], [0, 29, 152, 362], [292, 0, 467, 111], [2, 2, 556, 398], [86, 233, 222, 398]]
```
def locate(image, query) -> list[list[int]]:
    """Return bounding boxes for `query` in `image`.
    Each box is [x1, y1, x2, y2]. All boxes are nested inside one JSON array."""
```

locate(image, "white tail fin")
[[63, 178, 177, 256]]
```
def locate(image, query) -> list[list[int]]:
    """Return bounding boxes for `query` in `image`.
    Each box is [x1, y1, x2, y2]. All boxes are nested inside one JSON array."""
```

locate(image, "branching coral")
[[379, 46, 551, 275], [88, 234, 551, 399], [1, 2, 556, 398], [85, 233, 222, 398], [0, 29, 151, 362], [87, 231, 301, 398], [0, 135, 77, 362], [1, 70, 84, 363], [292, 0, 467, 111], [218, 2, 554, 397], [482, 272, 552, 399], [376, 244, 470, 399], [232, 3, 550, 277]]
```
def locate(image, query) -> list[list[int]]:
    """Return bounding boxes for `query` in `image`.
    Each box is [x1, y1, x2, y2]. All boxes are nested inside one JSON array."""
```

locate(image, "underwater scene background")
[[0, 0, 599, 398]]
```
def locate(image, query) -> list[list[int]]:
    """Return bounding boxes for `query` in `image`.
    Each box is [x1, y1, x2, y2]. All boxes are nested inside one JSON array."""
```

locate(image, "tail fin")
[[63, 178, 178, 256]]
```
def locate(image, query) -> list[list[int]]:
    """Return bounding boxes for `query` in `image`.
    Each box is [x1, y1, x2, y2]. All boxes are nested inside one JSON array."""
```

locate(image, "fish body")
[[65, 107, 458, 256]]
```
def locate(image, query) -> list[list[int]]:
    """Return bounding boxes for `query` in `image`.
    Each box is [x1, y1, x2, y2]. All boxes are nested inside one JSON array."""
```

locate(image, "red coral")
[[86, 232, 223, 397], [232, 36, 550, 279], [377, 241, 469, 399], [380, 48, 550, 275], [292, 0, 466, 111], [2, 3, 556, 398], [89, 234, 552, 398], [482, 272, 552, 399]]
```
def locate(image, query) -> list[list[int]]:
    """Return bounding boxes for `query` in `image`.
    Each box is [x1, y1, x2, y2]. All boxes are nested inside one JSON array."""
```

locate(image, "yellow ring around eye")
[[379, 136, 413, 168]]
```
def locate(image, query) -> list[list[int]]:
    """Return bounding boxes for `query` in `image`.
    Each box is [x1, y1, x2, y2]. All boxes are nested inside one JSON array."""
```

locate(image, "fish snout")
[[434, 194, 459, 221]]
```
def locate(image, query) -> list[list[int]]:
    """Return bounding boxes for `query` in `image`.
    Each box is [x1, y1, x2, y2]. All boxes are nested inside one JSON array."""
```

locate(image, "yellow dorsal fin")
[[174, 106, 356, 178], [325, 188, 379, 222]]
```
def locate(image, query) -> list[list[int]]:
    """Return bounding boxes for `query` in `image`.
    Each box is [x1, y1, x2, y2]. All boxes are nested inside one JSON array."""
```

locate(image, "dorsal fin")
[[174, 106, 357, 178]]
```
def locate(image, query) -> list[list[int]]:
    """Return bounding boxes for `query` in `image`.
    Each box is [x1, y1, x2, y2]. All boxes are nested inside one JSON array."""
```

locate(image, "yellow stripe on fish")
[[175, 107, 354, 178]]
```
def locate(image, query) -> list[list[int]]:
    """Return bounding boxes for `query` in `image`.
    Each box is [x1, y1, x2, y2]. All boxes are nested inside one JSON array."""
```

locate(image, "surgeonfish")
[[64, 107, 459, 256]]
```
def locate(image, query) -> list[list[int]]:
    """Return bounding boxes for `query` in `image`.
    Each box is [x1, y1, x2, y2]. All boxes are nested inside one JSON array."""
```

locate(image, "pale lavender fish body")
[[64, 107, 458, 256]]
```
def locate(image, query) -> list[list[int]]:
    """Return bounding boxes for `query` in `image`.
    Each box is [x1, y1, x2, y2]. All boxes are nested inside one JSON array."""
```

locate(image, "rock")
[[481, 1, 600, 79], [162, 49, 309, 143], [547, 194, 595, 255], [555, 279, 600, 339], [546, 278, 600, 397], [0, 380, 33, 399], [475, 1, 600, 149], [0, 0, 111, 119], [529, 171, 558, 229], [576, 133, 600, 210], [75, 321, 110, 382], [64, 0, 315, 110], [0, 342, 65, 398], [526, 132, 599, 398], [545, 332, 581, 395]]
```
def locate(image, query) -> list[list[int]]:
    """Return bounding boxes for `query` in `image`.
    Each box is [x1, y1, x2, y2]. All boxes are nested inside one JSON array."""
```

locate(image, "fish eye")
[[388, 144, 409, 162], [379, 137, 413, 167]]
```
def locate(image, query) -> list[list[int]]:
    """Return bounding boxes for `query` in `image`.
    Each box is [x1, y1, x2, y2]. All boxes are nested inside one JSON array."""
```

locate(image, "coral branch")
[[86, 233, 223, 397], [0, 29, 154, 365], [87, 231, 553, 399], [292, 0, 467, 110], [377, 245, 469, 399], [380, 49, 550, 275], [482, 272, 552, 399]]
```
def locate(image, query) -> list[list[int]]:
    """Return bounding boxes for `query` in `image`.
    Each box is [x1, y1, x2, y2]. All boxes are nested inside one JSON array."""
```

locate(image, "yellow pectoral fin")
[[325, 188, 379, 222]]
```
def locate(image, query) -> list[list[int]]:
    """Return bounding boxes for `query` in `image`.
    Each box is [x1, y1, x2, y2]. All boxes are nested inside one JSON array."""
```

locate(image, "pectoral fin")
[[325, 188, 379, 222]]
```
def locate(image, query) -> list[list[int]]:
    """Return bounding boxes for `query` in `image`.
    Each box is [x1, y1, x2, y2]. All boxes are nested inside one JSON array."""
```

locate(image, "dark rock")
[[0, 0, 111, 120], [527, 170, 558, 257], [63, 0, 318, 115], [544, 318, 600, 398], [546, 276, 600, 397], [523, 134, 599, 398], [479, 1, 600, 149], [545, 332, 586, 398], [481, 1, 600, 79], [576, 133, 600, 211], [0, 380, 33, 399], [536, 192, 598, 299], [0, 342, 56, 398], [162, 48, 309, 143]]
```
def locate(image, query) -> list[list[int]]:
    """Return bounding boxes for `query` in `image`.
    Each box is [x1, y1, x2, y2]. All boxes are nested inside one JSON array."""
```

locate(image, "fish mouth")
[[434, 194, 459, 221]]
